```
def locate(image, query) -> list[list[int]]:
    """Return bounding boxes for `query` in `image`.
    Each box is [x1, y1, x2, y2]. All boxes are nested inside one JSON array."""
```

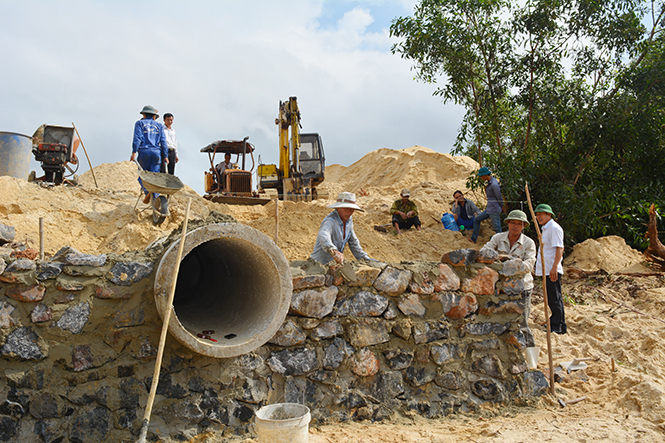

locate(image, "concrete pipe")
[[154, 223, 292, 358]]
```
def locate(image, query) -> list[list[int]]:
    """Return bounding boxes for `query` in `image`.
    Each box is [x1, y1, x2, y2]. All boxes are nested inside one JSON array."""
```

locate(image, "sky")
[[0, 0, 463, 195]]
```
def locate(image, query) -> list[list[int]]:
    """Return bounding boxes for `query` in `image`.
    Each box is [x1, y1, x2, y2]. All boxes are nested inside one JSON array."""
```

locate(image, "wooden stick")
[[274, 197, 279, 244], [72, 122, 98, 188], [525, 182, 555, 396], [611, 357, 616, 372], [39, 217, 44, 261], [136, 198, 192, 443], [566, 396, 586, 405]]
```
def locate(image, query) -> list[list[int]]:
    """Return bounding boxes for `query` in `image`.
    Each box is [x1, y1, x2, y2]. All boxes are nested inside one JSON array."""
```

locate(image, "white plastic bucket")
[[525, 346, 540, 369], [255, 403, 310, 443]]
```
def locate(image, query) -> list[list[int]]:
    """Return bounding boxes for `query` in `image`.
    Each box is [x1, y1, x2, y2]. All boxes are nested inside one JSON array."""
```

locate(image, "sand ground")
[[2, 146, 664, 441]]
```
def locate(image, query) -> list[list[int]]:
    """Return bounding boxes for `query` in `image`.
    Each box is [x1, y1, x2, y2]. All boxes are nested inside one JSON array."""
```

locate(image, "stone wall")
[[0, 235, 548, 443]]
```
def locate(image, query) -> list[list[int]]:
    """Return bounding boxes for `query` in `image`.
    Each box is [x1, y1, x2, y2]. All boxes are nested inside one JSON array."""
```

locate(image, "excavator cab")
[[298, 133, 325, 188]]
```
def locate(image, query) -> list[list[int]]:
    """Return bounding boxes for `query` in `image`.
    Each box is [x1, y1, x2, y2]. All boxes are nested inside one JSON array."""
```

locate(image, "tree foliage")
[[391, 0, 665, 249]]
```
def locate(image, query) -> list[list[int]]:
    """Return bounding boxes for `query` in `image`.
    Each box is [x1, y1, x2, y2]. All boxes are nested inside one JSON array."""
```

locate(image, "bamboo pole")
[[39, 217, 44, 261], [136, 198, 192, 443], [274, 197, 279, 244], [524, 183, 555, 396], [72, 122, 98, 188]]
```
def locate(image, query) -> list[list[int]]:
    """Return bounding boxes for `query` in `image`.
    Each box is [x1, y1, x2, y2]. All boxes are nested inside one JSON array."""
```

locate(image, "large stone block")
[[461, 267, 499, 295], [290, 286, 338, 319], [334, 290, 388, 317], [442, 249, 478, 266], [347, 318, 390, 347], [433, 263, 460, 291], [373, 267, 412, 296], [351, 347, 380, 377]]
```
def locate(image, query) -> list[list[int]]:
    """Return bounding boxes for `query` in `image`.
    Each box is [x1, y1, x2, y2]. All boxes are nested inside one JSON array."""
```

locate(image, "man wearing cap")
[[534, 203, 567, 334], [311, 192, 372, 264], [390, 189, 422, 235], [130, 105, 169, 204], [480, 210, 537, 347], [471, 166, 503, 243]]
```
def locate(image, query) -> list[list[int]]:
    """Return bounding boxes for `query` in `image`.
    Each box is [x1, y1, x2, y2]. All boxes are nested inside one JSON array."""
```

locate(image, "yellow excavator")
[[258, 96, 325, 201]]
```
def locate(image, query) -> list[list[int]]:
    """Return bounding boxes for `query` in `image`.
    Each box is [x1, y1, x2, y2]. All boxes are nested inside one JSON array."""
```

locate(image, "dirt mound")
[[564, 235, 650, 273]]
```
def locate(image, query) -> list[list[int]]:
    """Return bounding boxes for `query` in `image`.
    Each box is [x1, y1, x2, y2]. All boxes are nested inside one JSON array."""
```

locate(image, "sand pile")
[[563, 235, 651, 273], [2, 147, 665, 442]]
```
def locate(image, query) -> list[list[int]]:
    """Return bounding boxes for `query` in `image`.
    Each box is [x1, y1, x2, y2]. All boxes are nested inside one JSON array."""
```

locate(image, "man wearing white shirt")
[[162, 113, 178, 174], [534, 203, 567, 334]]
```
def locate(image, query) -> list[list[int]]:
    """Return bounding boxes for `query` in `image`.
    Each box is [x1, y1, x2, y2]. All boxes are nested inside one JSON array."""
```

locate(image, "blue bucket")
[[0, 132, 33, 180]]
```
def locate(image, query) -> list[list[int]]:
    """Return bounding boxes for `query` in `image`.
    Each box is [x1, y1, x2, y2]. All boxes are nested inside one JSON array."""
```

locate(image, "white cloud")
[[0, 0, 462, 195]]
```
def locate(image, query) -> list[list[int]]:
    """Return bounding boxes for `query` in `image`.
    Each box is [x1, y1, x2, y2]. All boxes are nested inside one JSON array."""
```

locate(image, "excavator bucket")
[[283, 177, 312, 202]]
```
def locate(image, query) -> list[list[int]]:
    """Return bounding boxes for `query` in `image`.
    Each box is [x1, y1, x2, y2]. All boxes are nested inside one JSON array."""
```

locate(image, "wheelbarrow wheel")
[[151, 195, 168, 225]]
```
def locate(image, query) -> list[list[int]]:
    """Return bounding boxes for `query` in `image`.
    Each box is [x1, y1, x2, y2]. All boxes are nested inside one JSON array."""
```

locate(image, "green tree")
[[391, 0, 665, 249]]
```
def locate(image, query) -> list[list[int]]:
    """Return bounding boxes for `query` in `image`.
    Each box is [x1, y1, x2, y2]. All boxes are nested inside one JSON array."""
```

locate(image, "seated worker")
[[310, 192, 372, 264], [214, 153, 233, 190], [451, 190, 480, 231], [479, 210, 536, 347], [390, 188, 421, 234]]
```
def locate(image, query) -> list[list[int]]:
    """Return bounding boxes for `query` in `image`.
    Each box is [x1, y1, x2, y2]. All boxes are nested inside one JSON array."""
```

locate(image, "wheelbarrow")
[[134, 162, 185, 225]]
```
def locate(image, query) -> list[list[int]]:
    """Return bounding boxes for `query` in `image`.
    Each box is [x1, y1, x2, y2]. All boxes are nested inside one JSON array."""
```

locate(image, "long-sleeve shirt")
[[164, 126, 178, 156], [485, 176, 503, 214], [480, 232, 536, 290], [390, 199, 418, 221], [132, 118, 168, 160], [310, 210, 370, 264], [535, 219, 564, 276], [452, 199, 480, 220]]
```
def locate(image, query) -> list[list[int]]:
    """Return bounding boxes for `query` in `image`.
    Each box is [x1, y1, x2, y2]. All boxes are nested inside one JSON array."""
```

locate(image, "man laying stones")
[[311, 192, 372, 264], [479, 209, 536, 347], [390, 188, 422, 234]]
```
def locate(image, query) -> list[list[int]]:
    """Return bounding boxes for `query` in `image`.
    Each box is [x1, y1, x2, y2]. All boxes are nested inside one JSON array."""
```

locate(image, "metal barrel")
[[0, 132, 32, 180]]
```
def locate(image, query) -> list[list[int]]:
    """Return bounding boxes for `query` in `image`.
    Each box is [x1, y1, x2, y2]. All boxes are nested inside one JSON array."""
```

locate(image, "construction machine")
[[257, 96, 325, 201], [201, 137, 271, 205]]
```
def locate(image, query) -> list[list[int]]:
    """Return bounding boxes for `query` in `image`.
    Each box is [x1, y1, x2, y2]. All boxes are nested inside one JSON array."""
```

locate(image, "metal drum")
[[0, 132, 32, 179]]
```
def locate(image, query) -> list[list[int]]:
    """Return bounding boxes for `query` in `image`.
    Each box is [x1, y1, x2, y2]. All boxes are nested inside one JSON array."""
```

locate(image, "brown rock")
[[433, 263, 460, 292], [409, 271, 434, 295], [292, 274, 326, 290], [11, 248, 39, 260], [5, 284, 46, 302], [348, 266, 381, 287], [461, 267, 499, 295], [351, 347, 380, 377]]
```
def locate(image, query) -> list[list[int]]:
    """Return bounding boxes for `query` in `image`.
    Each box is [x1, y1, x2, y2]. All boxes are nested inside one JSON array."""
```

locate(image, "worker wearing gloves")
[[130, 105, 169, 204], [311, 192, 372, 264]]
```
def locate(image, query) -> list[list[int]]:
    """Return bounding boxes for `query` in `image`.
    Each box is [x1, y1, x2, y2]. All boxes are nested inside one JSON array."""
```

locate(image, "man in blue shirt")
[[311, 192, 371, 264], [471, 166, 503, 243], [130, 105, 169, 204]]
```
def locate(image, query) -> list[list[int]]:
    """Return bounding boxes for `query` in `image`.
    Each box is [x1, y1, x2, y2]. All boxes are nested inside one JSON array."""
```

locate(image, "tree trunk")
[[645, 203, 665, 267]]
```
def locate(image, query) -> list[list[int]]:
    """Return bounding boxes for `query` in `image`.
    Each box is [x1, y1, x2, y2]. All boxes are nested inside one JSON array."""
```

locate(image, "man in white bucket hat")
[[310, 192, 372, 264]]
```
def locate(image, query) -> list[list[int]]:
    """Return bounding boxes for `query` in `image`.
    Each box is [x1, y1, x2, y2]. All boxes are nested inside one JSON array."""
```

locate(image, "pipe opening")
[[155, 224, 292, 358]]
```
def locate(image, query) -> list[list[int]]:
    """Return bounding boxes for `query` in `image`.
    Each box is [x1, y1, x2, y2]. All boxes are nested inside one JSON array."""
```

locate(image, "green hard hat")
[[140, 105, 159, 117], [534, 203, 555, 216], [505, 209, 529, 225]]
